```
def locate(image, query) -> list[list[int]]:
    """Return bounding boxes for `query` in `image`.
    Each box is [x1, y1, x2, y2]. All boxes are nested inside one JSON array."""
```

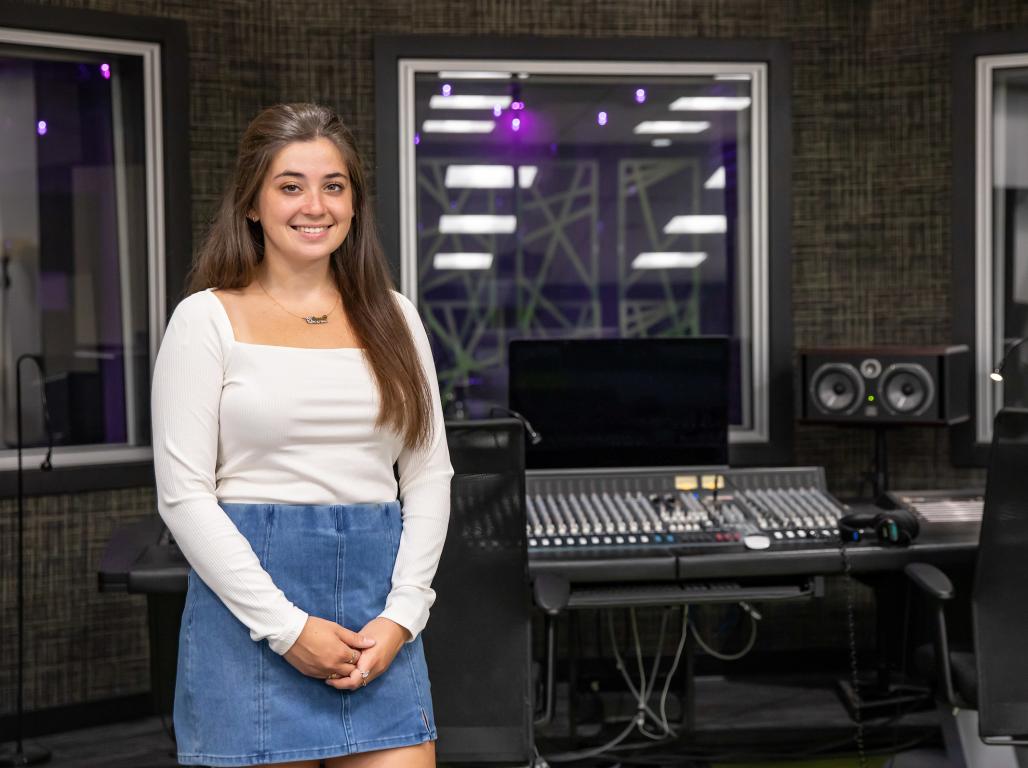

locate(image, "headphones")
[[838, 508, 919, 547]]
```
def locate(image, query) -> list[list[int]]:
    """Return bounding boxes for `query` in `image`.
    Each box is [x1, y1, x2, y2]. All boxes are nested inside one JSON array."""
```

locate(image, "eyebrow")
[[273, 171, 349, 181]]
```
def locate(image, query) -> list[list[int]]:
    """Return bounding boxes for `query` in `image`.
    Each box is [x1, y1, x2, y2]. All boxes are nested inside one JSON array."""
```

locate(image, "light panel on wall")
[[632, 252, 708, 269], [663, 215, 727, 234], [438, 215, 517, 234], [433, 252, 494, 270], [444, 164, 539, 189], [437, 71, 513, 79], [421, 120, 496, 133], [669, 96, 752, 111], [429, 94, 513, 110], [633, 120, 710, 134], [704, 167, 726, 189]]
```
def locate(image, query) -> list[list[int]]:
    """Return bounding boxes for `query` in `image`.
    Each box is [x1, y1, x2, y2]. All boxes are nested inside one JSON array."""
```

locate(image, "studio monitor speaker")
[[798, 346, 970, 425]]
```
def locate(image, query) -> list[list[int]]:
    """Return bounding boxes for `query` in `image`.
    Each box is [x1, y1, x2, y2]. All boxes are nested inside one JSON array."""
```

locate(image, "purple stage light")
[[511, 100, 524, 111], [493, 105, 502, 117], [511, 117, 521, 131], [36, 120, 47, 136], [597, 111, 608, 126], [100, 63, 111, 80], [635, 88, 646, 103], [441, 83, 451, 96], [414, 132, 420, 145]]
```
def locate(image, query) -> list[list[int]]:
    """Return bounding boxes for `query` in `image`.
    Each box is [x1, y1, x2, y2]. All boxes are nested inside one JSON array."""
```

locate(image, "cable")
[[688, 604, 758, 661], [543, 713, 642, 763], [841, 543, 869, 768]]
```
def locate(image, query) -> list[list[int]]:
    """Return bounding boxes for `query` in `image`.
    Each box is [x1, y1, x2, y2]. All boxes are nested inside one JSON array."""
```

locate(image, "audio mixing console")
[[525, 466, 846, 553]]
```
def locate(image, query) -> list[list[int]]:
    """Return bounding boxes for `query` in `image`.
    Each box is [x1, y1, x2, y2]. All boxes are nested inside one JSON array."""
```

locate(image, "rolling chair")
[[900, 408, 1028, 767], [422, 418, 536, 765]]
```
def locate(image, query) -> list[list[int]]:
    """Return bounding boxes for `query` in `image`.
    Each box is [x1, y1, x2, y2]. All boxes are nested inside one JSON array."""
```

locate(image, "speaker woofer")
[[880, 363, 934, 416], [810, 363, 863, 415]]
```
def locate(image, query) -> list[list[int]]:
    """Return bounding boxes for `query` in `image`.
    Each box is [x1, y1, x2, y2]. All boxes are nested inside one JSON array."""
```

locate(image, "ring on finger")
[[326, 673, 341, 681], [349, 649, 358, 665]]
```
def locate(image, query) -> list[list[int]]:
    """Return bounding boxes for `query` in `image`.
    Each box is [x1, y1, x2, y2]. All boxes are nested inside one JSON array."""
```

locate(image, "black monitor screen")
[[508, 338, 729, 470]]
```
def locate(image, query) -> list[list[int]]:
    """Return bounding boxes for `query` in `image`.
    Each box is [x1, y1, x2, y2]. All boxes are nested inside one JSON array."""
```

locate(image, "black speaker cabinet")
[[798, 346, 970, 425]]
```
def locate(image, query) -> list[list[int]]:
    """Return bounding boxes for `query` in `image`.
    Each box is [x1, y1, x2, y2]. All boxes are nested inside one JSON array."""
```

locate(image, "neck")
[[256, 256, 336, 301]]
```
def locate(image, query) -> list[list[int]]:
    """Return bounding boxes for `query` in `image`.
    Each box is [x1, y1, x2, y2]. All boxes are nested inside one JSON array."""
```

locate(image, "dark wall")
[[6, 0, 1027, 718]]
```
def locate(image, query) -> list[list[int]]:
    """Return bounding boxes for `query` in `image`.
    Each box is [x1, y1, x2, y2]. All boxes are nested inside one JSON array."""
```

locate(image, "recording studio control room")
[[4, 2, 1028, 768]]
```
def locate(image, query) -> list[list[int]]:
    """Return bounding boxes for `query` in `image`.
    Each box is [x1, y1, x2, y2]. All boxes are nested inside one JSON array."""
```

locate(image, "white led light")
[[704, 167, 725, 189], [429, 94, 513, 110], [714, 74, 752, 81], [438, 215, 517, 234], [438, 71, 512, 79], [650, 138, 672, 147], [669, 96, 752, 111], [633, 121, 710, 134], [443, 165, 539, 189], [433, 252, 494, 270], [662, 215, 727, 234], [632, 252, 708, 269], [422, 120, 496, 133]]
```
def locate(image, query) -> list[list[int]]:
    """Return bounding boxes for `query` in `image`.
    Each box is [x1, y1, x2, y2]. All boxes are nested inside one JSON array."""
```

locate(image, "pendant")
[[303, 314, 329, 325]]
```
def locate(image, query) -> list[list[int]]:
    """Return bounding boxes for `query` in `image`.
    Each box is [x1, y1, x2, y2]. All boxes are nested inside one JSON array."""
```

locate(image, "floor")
[[8, 676, 939, 768]]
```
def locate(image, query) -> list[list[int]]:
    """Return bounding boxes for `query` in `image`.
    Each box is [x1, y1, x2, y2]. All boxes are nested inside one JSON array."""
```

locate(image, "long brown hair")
[[186, 103, 432, 451]]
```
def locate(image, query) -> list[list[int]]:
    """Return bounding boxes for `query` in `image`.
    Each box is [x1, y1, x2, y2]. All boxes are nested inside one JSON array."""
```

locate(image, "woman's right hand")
[[283, 616, 377, 680]]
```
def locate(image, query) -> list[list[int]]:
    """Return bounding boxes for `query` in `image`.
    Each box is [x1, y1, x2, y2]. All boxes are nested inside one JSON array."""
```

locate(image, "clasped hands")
[[283, 615, 411, 691]]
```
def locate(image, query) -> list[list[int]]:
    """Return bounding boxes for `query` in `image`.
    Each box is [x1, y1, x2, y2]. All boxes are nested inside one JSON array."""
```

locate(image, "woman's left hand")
[[324, 617, 411, 691]]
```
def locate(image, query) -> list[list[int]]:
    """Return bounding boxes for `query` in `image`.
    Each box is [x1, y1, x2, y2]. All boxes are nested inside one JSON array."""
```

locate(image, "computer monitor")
[[508, 337, 729, 470]]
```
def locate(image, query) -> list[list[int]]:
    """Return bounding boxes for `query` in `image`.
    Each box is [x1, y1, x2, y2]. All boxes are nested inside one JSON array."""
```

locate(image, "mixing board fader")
[[526, 467, 846, 554]]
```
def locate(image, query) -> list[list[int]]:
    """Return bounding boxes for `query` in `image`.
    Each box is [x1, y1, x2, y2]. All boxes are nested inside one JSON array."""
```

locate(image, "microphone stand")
[[0, 354, 53, 766]]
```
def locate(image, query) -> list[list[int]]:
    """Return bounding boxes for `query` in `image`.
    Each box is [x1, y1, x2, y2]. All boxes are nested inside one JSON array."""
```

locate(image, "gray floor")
[[15, 676, 939, 768]]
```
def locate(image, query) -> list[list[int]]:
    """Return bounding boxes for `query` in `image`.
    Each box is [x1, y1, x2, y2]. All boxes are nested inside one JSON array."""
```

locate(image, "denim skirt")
[[174, 501, 436, 766]]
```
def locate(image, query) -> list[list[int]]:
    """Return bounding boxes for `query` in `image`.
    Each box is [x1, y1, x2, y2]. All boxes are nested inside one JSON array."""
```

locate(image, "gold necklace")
[[256, 278, 341, 325]]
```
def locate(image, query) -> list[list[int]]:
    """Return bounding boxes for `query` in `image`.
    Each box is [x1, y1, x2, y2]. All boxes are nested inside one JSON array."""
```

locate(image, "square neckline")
[[206, 288, 365, 352]]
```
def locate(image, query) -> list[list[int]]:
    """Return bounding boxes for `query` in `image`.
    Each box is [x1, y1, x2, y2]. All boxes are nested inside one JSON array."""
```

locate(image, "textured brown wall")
[[5, 0, 1028, 716]]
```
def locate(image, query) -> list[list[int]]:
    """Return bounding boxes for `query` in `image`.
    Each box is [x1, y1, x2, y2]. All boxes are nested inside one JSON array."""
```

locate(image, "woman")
[[151, 103, 452, 767]]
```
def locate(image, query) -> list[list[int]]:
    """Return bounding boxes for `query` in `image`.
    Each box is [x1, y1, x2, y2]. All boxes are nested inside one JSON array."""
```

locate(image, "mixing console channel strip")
[[525, 466, 847, 554]]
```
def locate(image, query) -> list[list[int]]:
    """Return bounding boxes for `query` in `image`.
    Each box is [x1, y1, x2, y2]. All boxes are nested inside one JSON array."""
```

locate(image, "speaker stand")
[[871, 426, 891, 504]]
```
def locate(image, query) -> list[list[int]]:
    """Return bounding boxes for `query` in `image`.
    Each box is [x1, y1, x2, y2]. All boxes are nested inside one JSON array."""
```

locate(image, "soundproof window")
[[0, 26, 167, 469]]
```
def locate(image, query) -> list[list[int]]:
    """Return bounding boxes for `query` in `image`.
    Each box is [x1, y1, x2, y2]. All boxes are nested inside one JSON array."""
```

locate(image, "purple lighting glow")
[[414, 132, 420, 145], [441, 83, 451, 96], [36, 120, 47, 136], [511, 100, 524, 111], [597, 111, 608, 126], [511, 117, 521, 132], [100, 63, 111, 80], [635, 88, 646, 104], [493, 105, 502, 117]]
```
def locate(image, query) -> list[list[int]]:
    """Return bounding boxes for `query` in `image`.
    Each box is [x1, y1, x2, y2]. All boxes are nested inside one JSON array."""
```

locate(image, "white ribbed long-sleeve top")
[[151, 288, 453, 655]]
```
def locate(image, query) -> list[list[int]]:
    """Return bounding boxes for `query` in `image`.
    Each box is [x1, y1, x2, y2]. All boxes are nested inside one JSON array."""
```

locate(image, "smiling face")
[[251, 137, 355, 266]]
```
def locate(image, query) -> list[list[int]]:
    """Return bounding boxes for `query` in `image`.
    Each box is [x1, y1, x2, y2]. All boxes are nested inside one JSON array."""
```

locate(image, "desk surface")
[[99, 512, 980, 595]]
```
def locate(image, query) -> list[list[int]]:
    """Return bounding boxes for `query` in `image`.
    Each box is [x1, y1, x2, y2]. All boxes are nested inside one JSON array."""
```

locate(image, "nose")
[[301, 190, 326, 216]]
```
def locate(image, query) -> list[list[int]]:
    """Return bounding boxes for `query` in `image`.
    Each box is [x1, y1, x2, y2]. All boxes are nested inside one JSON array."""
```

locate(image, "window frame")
[[0, 2, 190, 493], [375, 35, 793, 466], [951, 29, 1028, 465]]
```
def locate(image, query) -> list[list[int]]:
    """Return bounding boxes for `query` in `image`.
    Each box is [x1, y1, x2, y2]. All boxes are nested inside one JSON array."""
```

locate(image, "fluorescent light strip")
[[438, 71, 512, 79], [433, 252, 494, 270], [704, 167, 725, 189], [422, 120, 495, 134], [663, 215, 727, 234], [429, 94, 513, 110], [443, 164, 539, 189], [632, 252, 708, 269], [714, 74, 751, 81], [651, 138, 672, 148], [669, 96, 752, 111], [633, 121, 710, 134], [438, 215, 517, 234]]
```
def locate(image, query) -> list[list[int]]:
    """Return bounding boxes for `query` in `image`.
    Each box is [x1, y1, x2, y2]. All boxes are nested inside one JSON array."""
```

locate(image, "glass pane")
[[0, 45, 150, 450], [413, 70, 754, 427], [994, 66, 1028, 408]]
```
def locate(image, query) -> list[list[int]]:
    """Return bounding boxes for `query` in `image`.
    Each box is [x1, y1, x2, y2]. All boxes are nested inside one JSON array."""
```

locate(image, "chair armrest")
[[904, 562, 954, 601], [904, 562, 960, 707]]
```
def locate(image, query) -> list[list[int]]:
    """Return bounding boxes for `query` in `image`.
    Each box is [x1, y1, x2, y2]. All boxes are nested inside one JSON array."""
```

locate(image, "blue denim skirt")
[[174, 501, 436, 766]]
